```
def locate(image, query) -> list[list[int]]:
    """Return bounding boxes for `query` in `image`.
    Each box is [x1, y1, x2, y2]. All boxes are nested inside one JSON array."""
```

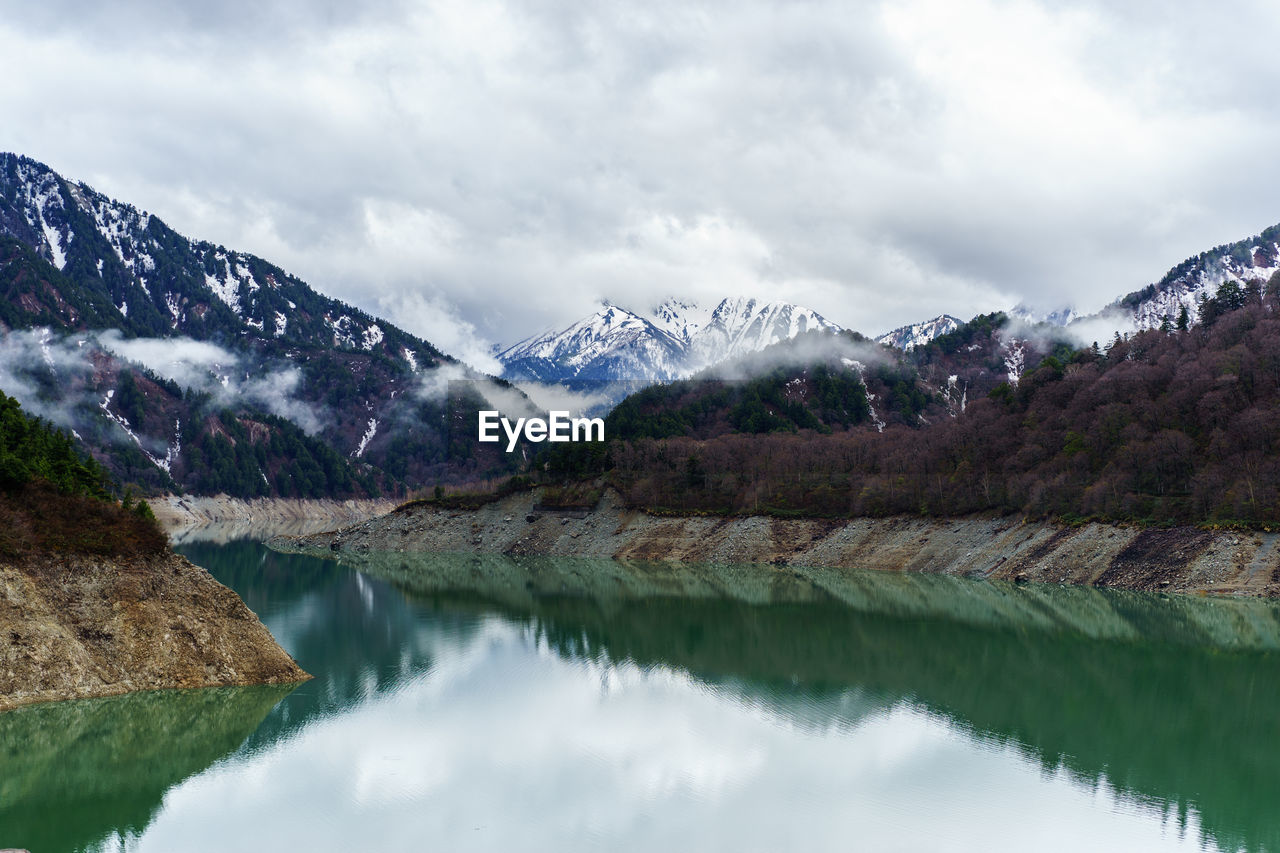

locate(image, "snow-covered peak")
[[499, 295, 844, 387], [1060, 226, 1280, 336], [1010, 303, 1078, 327], [4, 156, 74, 271], [0, 153, 424, 364], [647, 297, 711, 344], [498, 305, 686, 382], [686, 296, 842, 370], [1124, 240, 1280, 331], [876, 314, 962, 350]]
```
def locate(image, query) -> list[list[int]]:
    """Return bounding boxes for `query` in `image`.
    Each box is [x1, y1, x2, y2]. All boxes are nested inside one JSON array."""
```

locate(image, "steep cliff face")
[[0, 550, 308, 711]]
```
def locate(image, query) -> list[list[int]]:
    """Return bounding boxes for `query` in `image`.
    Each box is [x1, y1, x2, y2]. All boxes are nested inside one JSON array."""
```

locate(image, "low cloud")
[[704, 331, 894, 382], [1062, 311, 1138, 351], [0, 328, 327, 440], [97, 330, 326, 434], [415, 364, 539, 421], [0, 328, 94, 427], [239, 368, 324, 435], [98, 330, 238, 387], [513, 382, 620, 418]]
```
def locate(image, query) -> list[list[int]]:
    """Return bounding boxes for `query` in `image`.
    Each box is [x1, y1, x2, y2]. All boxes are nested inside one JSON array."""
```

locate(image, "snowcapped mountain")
[[875, 314, 962, 350], [1110, 226, 1280, 330], [686, 297, 841, 368], [0, 153, 426, 364], [648, 298, 709, 344], [498, 296, 843, 387], [0, 152, 523, 496], [1009, 304, 1078, 327], [498, 305, 687, 385]]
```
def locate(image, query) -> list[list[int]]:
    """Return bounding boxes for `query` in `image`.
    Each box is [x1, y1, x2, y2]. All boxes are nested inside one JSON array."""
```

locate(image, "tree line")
[[0, 389, 165, 555], [550, 281, 1280, 527]]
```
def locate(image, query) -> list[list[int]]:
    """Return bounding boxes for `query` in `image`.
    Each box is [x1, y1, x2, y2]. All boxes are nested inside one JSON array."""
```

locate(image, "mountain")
[[1009, 304, 1079, 327], [868, 224, 1280, 351], [0, 153, 519, 496], [497, 305, 687, 386], [1111, 225, 1280, 330], [875, 314, 962, 350], [683, 297, 842, 366], [988, 225, 1280, 341], [498, 296, 843, 389], [593, 312, 1052, 446], [550, 292, 1280, 528]]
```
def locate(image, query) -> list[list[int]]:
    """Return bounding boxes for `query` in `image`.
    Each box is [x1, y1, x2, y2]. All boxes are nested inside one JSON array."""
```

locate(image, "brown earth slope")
[[0, 549, 308, 712]]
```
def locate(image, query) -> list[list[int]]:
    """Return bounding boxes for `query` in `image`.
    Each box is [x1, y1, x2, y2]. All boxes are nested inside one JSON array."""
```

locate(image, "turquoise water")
[[5, 540, 1280, 852]]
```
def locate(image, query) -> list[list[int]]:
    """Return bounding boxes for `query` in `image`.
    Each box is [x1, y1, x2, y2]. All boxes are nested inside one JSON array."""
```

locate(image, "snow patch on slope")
[[205, 267, 242, 314], [354, 418, 378, 458], [99, 391, 180, 474], [1004, 340, 1026, 387]]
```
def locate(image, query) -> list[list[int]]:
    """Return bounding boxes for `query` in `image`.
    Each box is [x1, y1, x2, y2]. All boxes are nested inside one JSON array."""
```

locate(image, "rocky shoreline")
[[273, 488, 1280, 598], [0, 550, 308, 712], [148, 495, 396, 529]]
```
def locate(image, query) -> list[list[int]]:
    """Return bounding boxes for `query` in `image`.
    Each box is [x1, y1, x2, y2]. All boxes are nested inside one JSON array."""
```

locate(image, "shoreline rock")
[[0, 550, 309, 712], [272, 488, 1280, 598], [147, 494, 396, 528]]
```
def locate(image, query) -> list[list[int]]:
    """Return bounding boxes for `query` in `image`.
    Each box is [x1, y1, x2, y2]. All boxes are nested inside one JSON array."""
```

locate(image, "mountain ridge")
[[0, 153, 521, 497], [498, 295, 843, 388], [875, 314, 962, 350]]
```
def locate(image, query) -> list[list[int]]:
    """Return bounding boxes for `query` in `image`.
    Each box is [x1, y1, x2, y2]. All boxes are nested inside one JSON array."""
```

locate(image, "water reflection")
[[176, 541, 466, 751], [348, 551, 1280, 853], [5, 543, 1279, 852], [0, 685, 293, 853]]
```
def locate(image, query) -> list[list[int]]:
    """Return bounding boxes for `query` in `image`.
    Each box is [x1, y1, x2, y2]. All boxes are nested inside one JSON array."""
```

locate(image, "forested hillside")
[[601, 313, 1075, 441], [0, 390, 165, 555], [549, 284, 1280, 526]]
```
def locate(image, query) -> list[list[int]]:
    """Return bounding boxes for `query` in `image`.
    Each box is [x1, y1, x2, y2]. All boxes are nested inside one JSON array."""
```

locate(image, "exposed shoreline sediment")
[[147, 495, 396, 529], [273, 489, 1280, 598], [0, 550, 309, 712]]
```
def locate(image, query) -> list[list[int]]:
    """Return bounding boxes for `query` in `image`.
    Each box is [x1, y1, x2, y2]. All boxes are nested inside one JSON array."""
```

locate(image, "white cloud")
[[98, 331, 237, 387], [3, 0, 1280, 349], [95, 331, 325, 433], [379, 292, 504, 375]]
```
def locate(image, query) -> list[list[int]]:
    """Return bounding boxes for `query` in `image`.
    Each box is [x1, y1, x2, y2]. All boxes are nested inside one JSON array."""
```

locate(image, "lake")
[[4, 539, 1280, 852]]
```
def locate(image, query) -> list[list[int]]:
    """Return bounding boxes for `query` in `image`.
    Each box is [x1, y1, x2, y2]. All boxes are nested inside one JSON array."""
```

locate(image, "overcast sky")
[[3, 0, 1280, 369]]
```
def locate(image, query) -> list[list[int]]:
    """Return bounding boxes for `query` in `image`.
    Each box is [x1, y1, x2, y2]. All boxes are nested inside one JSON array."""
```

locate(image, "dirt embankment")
[[275, 489, 1280, 598], [0, 550, 308, 712], [148, 495, 396, 529]]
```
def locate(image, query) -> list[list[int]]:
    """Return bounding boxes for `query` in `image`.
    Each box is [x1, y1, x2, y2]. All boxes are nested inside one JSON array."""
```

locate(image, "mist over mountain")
[[1005, 225, 1280, 343], [0, 153, 523, 497], [1110, 226, 1280, 330]]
